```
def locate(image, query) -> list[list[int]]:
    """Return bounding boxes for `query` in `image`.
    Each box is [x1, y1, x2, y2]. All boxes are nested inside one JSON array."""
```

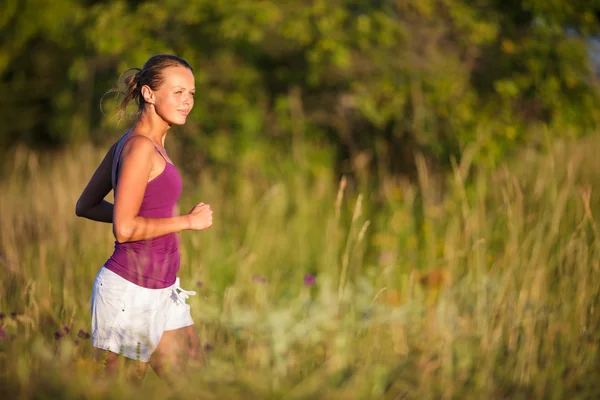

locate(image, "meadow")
[[2, 134, 600, 399]]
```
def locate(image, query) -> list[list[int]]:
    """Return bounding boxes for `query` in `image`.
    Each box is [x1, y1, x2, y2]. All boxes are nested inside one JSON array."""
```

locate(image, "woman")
[[75, 54, 213, 384]]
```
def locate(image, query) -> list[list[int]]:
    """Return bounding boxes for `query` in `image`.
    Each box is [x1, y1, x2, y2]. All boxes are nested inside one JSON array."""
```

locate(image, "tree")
[[1, 0, 599, 178]]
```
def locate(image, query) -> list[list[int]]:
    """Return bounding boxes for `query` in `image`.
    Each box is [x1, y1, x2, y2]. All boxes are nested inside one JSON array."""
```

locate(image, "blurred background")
[[3, 0, 600, 178], [3, 1, 600, 399]]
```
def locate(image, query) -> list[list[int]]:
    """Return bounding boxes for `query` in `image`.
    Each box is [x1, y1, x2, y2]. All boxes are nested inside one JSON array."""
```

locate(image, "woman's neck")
[[132, 112, 171, 147]]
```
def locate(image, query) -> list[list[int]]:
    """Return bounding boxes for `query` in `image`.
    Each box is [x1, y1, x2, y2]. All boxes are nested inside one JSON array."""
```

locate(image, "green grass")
[[2, 136, 600, 399]]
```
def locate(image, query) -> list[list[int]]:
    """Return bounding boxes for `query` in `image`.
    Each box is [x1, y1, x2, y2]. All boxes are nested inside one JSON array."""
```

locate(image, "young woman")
[[75, 54, 213, 384]]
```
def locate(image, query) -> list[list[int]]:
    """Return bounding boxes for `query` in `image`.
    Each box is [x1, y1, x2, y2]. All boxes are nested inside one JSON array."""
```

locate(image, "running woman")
[[76, 54, 213, 384]]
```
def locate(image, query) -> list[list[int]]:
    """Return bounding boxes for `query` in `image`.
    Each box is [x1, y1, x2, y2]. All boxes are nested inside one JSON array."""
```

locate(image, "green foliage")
[[1, 0, 600, 174]]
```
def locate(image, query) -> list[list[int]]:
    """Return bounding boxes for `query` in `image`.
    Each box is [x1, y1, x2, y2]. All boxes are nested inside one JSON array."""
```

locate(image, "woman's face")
[[148, 66, 195, 126]]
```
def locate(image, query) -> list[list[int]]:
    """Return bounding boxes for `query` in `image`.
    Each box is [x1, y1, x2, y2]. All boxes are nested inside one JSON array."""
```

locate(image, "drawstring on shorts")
[[172, 277, 196, 305]]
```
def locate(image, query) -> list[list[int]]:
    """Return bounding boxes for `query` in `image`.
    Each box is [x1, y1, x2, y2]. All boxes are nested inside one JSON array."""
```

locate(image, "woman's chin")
[[167, 117, 188, 126]]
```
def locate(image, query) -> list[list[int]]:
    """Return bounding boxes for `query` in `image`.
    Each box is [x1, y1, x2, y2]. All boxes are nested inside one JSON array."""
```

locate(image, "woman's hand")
[[186, 202, 213, 230]]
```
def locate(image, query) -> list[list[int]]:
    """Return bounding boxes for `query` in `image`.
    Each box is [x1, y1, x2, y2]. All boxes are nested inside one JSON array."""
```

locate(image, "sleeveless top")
[[104, 132, 183, 289]]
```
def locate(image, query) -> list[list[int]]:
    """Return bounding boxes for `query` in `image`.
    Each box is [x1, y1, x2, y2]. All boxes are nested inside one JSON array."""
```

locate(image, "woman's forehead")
[[161, 66, 194, 86]]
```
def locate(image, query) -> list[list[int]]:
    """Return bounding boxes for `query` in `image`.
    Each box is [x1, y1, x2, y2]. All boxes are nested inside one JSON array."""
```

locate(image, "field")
[[2, 136, 600, 399]]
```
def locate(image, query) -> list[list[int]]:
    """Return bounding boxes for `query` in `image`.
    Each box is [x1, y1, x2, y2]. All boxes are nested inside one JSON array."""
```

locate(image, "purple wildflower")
[[203, 343, 214, 352], [55, 330, 63, 340], [252, 274, 268, 284], [0, 327, 7, 341], [304, 274, 316, 287], [196, 281, 203, 288], [63, 326, 70, 334], [78, 329, 90, 339], [74, 340, 80, 346]]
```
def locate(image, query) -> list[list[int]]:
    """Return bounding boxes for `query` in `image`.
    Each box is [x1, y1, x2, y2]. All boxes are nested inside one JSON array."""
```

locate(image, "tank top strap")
[[112, 133, 173, 190], [152, 144, 171, 165], [111, 130, 135, 190]]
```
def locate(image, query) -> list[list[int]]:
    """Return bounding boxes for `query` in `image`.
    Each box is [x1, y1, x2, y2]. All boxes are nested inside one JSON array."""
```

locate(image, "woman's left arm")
[[75, 143, 117, 223]]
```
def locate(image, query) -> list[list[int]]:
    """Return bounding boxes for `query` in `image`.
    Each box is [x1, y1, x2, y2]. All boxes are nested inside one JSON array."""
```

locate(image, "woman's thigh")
[[149, 325, 204, 377]]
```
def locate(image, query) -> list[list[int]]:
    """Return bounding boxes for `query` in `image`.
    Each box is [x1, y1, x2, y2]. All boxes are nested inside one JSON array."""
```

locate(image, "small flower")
[[78, 329, 90, 339], [63, 326, 70, 334], [74, 340, 80, 346], [304, 274, 316, 287], [196, 281, 203, 288], [54, 331, 63, 340], [0, 327, 7, 341], [379, 251, 394, 264], [252, 274, 268, 284], [203, 343, 214, 352]]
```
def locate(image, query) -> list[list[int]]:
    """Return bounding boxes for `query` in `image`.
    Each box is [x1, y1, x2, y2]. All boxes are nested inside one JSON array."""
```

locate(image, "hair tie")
[[134, 69, 143, 85]]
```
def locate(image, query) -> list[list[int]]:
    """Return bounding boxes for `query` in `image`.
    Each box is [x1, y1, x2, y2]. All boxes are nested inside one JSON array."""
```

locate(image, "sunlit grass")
[[2, 135, 600, 398]]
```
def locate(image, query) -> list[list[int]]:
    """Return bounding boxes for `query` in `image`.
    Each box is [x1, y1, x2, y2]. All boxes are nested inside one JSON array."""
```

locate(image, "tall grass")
[[1, 135, 600, 399]]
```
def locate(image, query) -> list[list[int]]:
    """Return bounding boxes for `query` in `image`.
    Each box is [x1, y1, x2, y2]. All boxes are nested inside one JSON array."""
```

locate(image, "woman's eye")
[[190, 92, 196, 97], [175, 91, 182, 94]]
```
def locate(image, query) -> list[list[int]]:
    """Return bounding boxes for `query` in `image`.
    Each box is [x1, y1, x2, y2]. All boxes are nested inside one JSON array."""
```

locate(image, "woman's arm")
[[111, 135, 212, 243], [75, 143, 117, 223]]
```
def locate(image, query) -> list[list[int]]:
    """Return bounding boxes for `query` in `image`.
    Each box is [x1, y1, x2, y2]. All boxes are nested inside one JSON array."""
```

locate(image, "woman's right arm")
[[112, 136, 212, 243], [75, 142, 117, 223]]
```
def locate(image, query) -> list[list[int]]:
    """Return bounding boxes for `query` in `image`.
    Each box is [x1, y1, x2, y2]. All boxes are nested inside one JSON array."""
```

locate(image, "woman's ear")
[[141, 85, 155, 105]]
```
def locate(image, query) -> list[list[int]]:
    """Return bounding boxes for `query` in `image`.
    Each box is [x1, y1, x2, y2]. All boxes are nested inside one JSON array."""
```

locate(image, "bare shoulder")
[[121, 135, 155, 160]]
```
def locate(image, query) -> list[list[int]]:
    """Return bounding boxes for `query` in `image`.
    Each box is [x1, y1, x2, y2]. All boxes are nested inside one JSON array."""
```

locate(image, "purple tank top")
[[104, 134, 183, 289]]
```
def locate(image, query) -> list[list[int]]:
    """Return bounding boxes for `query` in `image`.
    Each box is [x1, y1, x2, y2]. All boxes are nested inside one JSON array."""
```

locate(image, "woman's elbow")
[[113, 221, 133, 243], [75, 200, 86, 217]]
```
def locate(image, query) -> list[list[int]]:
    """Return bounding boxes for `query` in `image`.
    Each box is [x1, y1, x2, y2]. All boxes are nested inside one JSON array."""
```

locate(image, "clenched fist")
[[186, 202, 213, 230]]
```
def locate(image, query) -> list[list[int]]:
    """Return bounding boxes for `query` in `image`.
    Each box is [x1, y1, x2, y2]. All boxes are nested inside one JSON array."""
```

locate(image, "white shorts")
[[91, 266, 195, 362]]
